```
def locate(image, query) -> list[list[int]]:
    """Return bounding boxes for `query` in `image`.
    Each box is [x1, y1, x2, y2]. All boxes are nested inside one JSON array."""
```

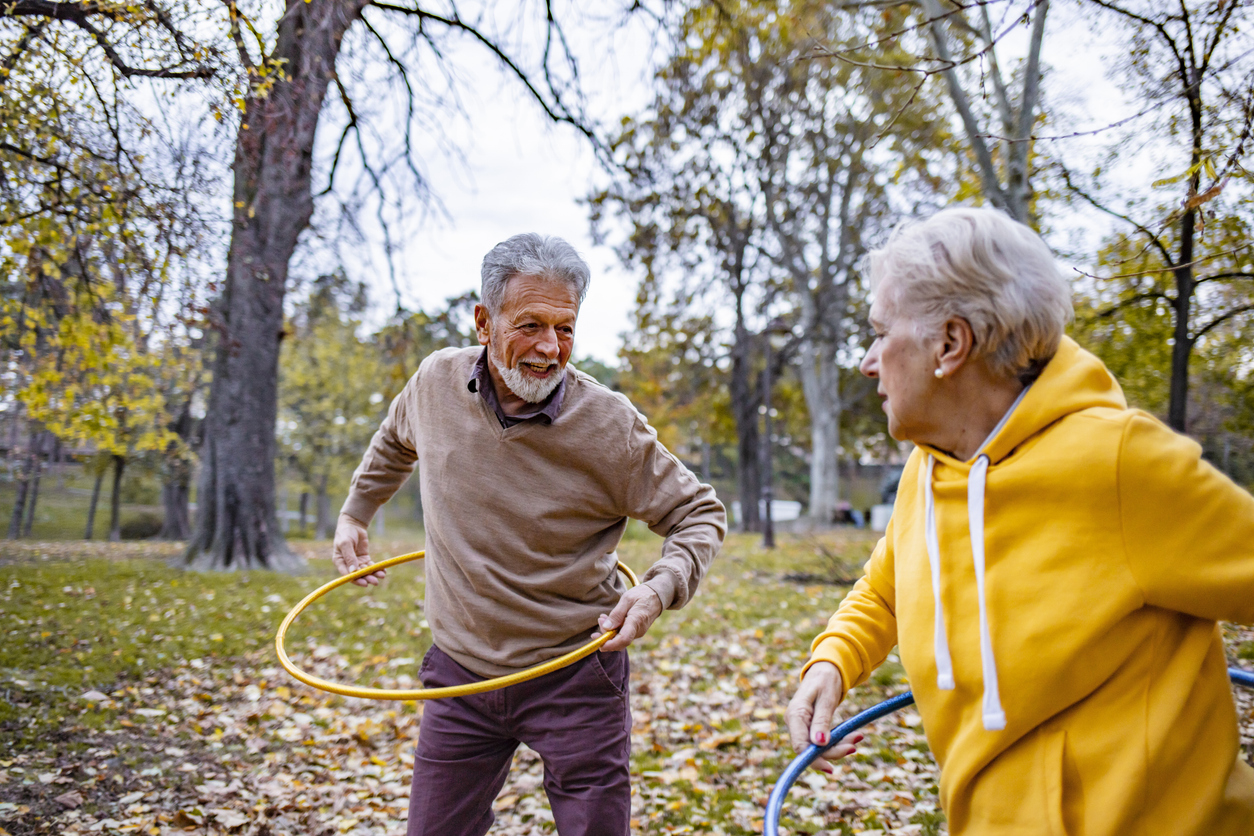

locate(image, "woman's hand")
[[785, 661, 862, 775]]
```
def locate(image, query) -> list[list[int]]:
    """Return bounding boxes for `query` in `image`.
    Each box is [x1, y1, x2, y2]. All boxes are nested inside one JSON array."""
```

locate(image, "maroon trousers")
[[407, 645, 632, 836]]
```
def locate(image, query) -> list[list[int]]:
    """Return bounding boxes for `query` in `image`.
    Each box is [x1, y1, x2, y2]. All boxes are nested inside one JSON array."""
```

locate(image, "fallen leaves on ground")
[[1, 535, 1251, 836]]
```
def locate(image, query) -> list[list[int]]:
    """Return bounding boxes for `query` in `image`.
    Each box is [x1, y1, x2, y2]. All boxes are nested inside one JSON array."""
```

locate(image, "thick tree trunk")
[[181, 1, 367, 572], [108, 454, 125, 542], [85, 467, 105, 540]]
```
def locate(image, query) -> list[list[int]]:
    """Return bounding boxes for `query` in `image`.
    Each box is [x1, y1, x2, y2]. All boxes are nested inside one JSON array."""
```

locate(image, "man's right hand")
[[785, 661, 861, 776], [332, 514, 385, 587]]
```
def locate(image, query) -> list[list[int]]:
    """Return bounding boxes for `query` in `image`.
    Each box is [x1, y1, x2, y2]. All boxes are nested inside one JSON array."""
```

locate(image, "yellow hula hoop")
[[274, 550, 640, 701]]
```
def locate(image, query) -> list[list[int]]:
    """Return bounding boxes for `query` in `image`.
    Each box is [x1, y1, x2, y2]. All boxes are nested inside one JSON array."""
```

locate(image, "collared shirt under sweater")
[[342, 346, 727, 677]]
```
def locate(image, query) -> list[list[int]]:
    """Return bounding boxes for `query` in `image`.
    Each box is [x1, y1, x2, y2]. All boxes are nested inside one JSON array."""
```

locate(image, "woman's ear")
[[936, 317, 975, 376]]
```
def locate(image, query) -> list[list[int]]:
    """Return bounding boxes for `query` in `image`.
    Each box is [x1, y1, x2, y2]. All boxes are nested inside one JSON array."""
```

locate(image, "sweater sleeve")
[[340, 377, 419, 525], [802, 530, 899, 700], [619, 412, 727, 611], [1119, 412, 1254, 624]]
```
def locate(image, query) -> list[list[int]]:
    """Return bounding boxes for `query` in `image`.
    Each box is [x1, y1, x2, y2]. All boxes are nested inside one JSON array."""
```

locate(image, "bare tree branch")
[[222, 0, 256, 71], [1056, 163, 1177, 268], [3, 0, 216, 79], [1085, 291, 1173, 320], [370, 1, 602, 152], [1194, 303, 1254, 340]]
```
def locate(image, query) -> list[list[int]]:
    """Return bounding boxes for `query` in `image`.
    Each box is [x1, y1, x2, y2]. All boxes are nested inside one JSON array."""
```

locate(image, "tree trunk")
[[730, 323, 761, 533], [182, 1, 368, 572], [85, 467, 105, 539], [21, 453, 41, 538], [799, 341, 841, 524], [1168, 62, 1204, 433], [299, 491, 309, 533], [21, 431, 47, 537], [7, 475, 28, 540], [108, 454, 125, 542], [6, 428, 39, 539], [314, 473, 331, 540], [158, 401, 194, 540]]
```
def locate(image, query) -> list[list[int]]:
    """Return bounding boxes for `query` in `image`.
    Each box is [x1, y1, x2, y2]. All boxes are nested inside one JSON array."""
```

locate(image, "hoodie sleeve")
[[803, 528, 899, 700], [1119, 411, 1254, 624]]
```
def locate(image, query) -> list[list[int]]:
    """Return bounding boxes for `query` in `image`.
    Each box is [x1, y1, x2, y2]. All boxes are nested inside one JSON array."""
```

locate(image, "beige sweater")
[[342, 346, 727, 677]]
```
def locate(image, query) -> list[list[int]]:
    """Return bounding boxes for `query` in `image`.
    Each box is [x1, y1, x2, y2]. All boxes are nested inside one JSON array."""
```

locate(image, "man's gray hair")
[[480, 233, 590, 315], [865, 207, 1074, 382]]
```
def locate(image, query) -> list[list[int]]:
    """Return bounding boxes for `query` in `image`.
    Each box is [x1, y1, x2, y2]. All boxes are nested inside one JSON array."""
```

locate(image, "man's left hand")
[[593, 585, 664, 652]]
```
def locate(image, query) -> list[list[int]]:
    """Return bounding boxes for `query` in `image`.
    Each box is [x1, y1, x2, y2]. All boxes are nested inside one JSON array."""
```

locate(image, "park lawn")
[[0, 531, 1251, 836]]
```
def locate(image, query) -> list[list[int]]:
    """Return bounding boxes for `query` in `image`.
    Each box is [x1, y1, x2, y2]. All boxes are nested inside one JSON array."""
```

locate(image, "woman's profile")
[[786, 206, 1254, 835]]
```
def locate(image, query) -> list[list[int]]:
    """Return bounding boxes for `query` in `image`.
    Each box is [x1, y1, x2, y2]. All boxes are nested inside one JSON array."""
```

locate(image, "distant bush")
[[119, 512, 164, 540]]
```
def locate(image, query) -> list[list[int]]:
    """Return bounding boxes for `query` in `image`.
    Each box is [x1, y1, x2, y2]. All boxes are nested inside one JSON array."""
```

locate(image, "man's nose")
[[535, 327, 559, 357]]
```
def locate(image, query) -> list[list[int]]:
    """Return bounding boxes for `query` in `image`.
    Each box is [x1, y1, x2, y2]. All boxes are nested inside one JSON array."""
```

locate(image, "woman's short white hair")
[[481, 233, 590, 316], [866, 207, 1074, 382]]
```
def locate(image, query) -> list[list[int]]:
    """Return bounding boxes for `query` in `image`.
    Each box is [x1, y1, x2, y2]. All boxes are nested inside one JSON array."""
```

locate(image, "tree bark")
[[85, 466, 105, 539], [6, 428, 39, 540], [182, 0, 368, 572], [108, 454, 125, 542], [7, 473, 29, 541], [730, 321, 762, 533], [21, 454, 40, 538], [20, 431, 46, 538], [799, 341, 841, 523], [314, 473, 331, 540], [158, 401, 194, 540]]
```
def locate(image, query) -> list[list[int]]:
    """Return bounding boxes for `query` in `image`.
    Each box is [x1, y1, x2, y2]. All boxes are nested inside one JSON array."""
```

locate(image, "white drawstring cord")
[[923, 453, 1007, 731], [924, 455, 955, 690], [968, 455, 1006, 730]]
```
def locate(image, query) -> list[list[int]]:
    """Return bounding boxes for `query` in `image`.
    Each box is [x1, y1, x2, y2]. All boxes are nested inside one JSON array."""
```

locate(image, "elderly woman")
[[786, 207, 1254, 834]]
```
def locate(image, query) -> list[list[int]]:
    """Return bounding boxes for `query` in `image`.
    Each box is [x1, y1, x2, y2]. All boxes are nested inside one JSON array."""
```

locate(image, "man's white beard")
[[491, 344, 565, 403]]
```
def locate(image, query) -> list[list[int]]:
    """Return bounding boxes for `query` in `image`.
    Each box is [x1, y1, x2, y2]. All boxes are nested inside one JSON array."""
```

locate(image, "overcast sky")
[[342, 4, 1137, 367]]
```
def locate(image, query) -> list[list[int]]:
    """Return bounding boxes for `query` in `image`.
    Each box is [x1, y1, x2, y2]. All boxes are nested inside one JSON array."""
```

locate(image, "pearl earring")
[[934, 368, 944, 379]]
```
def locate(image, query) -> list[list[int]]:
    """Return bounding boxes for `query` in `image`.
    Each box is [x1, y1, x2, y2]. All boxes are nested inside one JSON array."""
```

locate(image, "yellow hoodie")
[[805, 337, 1254, 835]]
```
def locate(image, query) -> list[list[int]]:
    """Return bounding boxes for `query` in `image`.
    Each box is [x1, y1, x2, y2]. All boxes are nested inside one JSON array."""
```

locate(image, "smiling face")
[[859, 278, 940, 443], [475, 272, 578, 408]]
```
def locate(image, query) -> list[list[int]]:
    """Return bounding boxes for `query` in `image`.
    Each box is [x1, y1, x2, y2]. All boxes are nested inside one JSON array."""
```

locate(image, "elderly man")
[[332, 233, 727, 836]]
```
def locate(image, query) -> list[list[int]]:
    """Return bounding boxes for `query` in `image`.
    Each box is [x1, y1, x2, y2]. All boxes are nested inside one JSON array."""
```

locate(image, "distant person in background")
[[785, 207, 1254, 835], [332, 233, 726, 836]]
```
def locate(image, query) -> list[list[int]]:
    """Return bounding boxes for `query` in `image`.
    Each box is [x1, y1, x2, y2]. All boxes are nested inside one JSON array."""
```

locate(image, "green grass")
[[0, 527, 905, 835], [0, 537, 441, 747], [0, 529, 871, 744]]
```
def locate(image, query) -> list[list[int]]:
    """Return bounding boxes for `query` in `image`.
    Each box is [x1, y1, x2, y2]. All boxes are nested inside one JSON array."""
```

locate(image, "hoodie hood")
[[923, 336, 1127, 467], [914, 336, 1127, 729]]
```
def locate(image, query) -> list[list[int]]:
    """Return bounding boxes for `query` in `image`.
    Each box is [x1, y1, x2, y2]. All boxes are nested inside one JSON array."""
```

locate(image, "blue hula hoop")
[[764, 667, 1254, 836]]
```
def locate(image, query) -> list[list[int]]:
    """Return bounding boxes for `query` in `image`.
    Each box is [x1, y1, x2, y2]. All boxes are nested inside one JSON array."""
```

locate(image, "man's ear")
[[473, 304, 491, 347], [936, 317, 975, 376]]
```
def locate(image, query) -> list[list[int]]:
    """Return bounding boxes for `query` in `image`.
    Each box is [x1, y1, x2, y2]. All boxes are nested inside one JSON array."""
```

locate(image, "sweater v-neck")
[[474, 388, 546, 442]]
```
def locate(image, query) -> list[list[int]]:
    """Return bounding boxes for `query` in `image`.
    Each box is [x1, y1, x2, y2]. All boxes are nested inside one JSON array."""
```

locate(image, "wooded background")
[[3, 0, 1253, 569]]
